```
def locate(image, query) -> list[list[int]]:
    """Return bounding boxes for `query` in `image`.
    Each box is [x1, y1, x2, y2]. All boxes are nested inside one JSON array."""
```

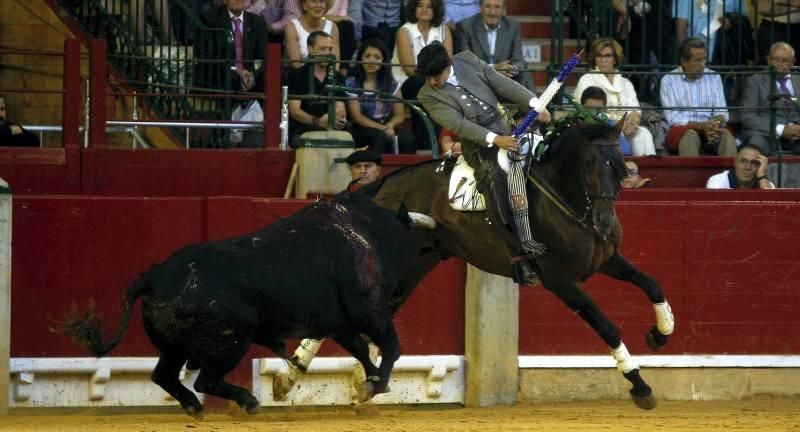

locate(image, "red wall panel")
[[9, 194, 800, 361]]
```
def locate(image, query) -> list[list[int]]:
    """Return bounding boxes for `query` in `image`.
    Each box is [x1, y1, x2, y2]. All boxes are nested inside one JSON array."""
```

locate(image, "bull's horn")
[[408, 212, 436, 229]]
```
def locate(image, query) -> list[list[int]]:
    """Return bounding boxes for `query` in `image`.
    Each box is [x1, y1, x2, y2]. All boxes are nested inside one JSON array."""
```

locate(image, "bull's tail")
[[55, 274, 150, 357]]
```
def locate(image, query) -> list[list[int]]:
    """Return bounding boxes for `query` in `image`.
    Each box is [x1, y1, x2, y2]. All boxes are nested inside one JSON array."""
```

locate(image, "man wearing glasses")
[[706, 143, 776, 189], [740, 41, 800, 155]]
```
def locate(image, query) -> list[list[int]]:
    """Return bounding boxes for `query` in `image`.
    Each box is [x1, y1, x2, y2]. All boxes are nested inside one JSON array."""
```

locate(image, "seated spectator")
[[755, 0, 800, 66], [659, 37, 737, 157], [573, 37, 656, 156], [345, 39, 415, 154], [345, 149, 382, 190], [325, 0, 356, 75], [0, 95, 39, 147], [287, 30, 347, 146], [455, 0, 532, 89], [246, 0, 301, 43], [195, 0, 268, 92], [347, 0, 403, 55], [674, 0, 749, 63], [285, 0, 340, 69], [706, 143, 776, 188], [580, 86, 633, 156], [444, 0, 480, 29], [394, 0, 452, 149], [622, 159, 652, 188], [740, 42, 800, 156], [439, 128, 462, 155], [393, 0, 453, 87]]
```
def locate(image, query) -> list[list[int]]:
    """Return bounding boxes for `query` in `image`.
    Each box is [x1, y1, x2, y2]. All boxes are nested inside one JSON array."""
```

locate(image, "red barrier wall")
[[10, 192, 800, 360]]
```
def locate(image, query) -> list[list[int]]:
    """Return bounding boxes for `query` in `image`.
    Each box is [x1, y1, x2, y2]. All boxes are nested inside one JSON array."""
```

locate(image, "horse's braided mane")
[[538, 117, 628, 184]]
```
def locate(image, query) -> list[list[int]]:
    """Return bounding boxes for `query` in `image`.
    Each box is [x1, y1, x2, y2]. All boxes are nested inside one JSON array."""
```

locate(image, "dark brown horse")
[[278, 118, 674, 409]]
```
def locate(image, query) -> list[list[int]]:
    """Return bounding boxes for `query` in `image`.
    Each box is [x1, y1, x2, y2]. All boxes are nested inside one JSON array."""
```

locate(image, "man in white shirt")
[[706, 144, 776, 189]]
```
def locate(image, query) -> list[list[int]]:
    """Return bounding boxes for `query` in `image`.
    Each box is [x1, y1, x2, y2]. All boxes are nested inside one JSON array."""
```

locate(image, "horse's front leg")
[[539, 274, 657, 410], [599, 252, 675, 351]]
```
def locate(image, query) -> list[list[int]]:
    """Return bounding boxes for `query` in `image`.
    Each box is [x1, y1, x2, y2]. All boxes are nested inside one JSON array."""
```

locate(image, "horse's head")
[[539, 116, 627, 238], [580, 121, 627, 236]]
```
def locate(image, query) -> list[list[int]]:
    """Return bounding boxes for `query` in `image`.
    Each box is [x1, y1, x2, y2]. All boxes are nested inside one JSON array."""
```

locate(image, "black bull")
[[59, 192, 431, 418]]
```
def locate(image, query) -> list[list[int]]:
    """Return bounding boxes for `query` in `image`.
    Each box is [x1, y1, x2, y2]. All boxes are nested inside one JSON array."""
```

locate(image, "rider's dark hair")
[[416, 41, 451, 78], [580, 86, 607, 105]]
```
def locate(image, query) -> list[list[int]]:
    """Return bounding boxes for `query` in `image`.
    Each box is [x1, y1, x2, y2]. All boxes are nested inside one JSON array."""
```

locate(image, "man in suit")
[[455, 0, 533, 89], [0, 95, 39, 147], [417, 41, 550, 284], [740, 41, 800, 155], [194, 0, 268, 93]]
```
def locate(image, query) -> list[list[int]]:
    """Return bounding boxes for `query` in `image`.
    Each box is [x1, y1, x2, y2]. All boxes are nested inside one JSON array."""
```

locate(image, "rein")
[[525, 145, 619, 240]]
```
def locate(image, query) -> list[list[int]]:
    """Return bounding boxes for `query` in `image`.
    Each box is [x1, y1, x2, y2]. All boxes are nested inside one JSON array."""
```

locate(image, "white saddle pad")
[[447, 133, 542, 212]]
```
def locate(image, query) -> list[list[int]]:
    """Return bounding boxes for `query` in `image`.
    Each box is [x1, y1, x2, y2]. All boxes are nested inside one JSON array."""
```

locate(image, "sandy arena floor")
[[0, 399, 798, 432]]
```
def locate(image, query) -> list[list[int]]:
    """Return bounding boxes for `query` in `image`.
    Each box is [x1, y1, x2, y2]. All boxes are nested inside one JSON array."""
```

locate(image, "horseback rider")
[[416, 42, 551, 284]]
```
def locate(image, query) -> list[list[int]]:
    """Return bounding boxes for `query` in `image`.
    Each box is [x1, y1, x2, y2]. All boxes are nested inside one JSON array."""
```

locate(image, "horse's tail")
[[55, 272, 151, 357]]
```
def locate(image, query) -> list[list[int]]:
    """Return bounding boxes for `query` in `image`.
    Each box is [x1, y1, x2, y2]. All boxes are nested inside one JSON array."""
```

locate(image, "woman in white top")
[[573, 38, 656, 156], [393, 0, 452, 149], [284, 0, 341, 69], [393, 0, 453, 87]]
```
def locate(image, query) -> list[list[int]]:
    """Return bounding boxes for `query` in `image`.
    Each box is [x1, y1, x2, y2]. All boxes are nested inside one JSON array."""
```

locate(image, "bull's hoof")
[[272, 373, 294, 401], [631, 393, 658, 410], [645, 326, 669, 352], [245, 400, 263, 415], [353, 401, 381, 417], [184, 405, 204, 420]]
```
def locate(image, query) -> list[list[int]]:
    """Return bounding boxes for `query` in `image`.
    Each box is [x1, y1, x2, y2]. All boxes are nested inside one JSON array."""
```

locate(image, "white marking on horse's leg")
[[610, 342, 638, 373], [291, 338, 323, 371], [408, 212, 437, 229], [654, 301, 674, 335]]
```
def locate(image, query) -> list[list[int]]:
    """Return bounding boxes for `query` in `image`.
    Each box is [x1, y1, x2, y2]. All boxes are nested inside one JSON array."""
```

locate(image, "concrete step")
[[506, 1, 550, 16], [517, 15, 570, 39]]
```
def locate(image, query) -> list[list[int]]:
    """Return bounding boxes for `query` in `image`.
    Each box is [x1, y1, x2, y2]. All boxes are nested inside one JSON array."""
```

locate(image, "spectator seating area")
[[2, 0, 800, 188]]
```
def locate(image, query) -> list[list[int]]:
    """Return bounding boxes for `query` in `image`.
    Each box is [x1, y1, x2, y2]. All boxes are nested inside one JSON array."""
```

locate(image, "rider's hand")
[[493, 135, 519, 151]]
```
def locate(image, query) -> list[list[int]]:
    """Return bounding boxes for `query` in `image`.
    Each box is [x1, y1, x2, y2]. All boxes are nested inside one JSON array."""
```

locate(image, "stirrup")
[[522, 239, 546, 257]]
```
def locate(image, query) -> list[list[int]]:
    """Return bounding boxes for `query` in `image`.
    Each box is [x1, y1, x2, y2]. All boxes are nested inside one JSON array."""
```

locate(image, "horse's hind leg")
[[599, 252, 674, 351], [151, 349, 204, 418], [539, 274, 657, 410]]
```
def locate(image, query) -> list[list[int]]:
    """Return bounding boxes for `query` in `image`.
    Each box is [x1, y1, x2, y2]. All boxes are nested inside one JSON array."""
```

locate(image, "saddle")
[[448, 133, 543, 212]]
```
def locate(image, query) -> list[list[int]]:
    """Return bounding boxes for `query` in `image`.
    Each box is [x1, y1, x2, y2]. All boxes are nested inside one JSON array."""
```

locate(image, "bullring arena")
[[1, 0, 800, 430]]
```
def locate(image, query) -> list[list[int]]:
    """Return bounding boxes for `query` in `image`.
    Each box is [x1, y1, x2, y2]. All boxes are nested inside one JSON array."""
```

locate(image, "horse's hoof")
[[645, 326, 669, 352], [272, 373, 294, 401], [631, 393, 658, 410]]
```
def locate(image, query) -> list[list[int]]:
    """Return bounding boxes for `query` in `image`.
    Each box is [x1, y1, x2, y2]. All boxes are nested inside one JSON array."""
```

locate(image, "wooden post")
[[464, 265, 519, 407], [89, 39, 107, 148], [0, 178, 11, 415]]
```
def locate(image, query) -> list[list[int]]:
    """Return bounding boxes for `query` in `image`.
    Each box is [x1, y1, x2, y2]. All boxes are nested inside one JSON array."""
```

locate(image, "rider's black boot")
[[511, 256, 538, 285]]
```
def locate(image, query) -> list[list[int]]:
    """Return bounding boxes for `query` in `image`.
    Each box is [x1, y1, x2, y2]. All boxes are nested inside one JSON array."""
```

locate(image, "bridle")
[[525, 139, 621, 240]]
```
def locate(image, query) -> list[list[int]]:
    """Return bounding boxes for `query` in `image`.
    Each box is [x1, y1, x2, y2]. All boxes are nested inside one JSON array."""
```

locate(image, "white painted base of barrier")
[[518, 355, 800, 368], [253, 355, 465, 406], [7, 355, 800, 408], [9, 358, 202, 407]]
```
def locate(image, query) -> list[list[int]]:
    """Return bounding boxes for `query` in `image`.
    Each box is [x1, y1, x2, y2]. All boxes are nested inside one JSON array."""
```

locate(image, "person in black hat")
[[345, 149, 382, 190]]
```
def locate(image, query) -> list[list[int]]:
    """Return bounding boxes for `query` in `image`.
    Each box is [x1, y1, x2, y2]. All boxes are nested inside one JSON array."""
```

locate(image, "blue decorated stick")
[[512, 51, 583, 138]]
